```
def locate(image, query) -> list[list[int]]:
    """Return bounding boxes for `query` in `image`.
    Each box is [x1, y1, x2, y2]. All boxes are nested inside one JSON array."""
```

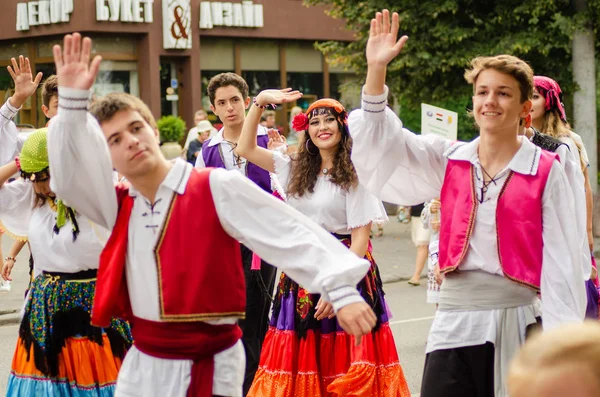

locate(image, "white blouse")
[[272, 151, 388, 235], [0, 180, 108, 275]]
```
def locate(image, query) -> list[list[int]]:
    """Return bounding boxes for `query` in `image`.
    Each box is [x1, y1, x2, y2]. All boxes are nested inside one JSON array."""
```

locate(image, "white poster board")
[[421, 103, 458, 141], [163, 0, 192, 49]]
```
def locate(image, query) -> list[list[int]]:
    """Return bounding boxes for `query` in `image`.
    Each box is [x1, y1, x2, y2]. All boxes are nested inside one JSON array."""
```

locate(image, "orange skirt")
[[249, 323, 410, 397], [7, 334, 124, 396], [248, 238, 410, 397]]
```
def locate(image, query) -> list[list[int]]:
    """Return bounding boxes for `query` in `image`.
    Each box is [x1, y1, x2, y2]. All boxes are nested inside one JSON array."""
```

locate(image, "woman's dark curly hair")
[[287, 106, 358, 197]]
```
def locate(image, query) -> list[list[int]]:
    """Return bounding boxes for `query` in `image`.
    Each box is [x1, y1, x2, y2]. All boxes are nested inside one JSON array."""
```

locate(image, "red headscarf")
[[533, 76, 567, 122], [292, 98, 348, 132]]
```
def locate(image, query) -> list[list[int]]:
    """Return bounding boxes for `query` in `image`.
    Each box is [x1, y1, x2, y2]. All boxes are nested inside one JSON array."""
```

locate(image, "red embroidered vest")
[[439, 149, 557, 291], [91, 168, 246, 327]]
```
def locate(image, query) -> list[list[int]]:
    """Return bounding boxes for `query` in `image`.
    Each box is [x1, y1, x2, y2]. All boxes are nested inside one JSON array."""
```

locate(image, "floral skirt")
[[248, 239, 411, 397], [6, 271, 132, 397]]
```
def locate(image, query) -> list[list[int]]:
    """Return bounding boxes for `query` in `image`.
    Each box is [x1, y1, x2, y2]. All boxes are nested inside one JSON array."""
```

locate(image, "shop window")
[[243, 71, 280, 96], [287, 72, 323, 102], [0, 68, 22, 125], [200, 38, 234, 71], [285, 41, 322, 73], [37, 36, 137, 58], [240, 41, 278, 71], [0, 42, 29, 61], [94, 61, 139, 97]]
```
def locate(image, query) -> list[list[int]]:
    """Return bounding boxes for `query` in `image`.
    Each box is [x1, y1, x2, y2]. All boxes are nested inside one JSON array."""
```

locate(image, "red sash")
[[132, 316, 242, 397]]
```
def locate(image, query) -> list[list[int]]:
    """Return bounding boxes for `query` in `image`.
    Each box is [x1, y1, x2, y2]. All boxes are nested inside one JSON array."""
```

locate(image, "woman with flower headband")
[[237, 91, 410, 397], [0, 128, 132, 396]]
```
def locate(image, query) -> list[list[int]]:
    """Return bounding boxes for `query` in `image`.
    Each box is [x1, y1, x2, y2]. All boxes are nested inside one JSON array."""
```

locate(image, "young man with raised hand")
[[47, 32, 377, 397], [194, 72, 278, 394]]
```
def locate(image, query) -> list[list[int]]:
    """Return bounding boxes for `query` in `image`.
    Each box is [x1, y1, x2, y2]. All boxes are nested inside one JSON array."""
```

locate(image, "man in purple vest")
[[195, 72, 277, 395]]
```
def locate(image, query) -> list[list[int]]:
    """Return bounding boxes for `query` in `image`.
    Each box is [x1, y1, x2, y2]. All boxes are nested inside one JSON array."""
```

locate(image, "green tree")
[[307, 0, 583, 140]]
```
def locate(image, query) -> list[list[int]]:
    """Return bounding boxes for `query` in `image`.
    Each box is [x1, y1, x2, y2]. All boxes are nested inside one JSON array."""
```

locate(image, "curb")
[[0, 311, 20, 327], [381, 272, 428, 285]]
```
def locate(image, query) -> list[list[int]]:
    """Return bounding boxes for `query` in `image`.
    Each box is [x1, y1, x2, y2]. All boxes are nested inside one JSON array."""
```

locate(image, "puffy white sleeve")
[[272, 150, 293, 191], [540, 160, 586, 329], [210, 168, 369, 312], [555, 143, 589, 279], [0, 180, 35, 239], [345, 182, 388, 229], [0, 98, 26, 165], [348, 85, 452, 205], [47, 87, 117, 230]]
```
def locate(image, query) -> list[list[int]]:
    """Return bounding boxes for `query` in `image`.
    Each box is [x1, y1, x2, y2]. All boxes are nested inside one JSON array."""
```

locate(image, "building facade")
[[0, 0, 354, 133]]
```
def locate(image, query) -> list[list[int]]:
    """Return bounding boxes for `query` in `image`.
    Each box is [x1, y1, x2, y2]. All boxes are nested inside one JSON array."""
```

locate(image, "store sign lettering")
[[163, 0, 192, 49], [96, 0, 154, 23], [199, 1, 264, 29], [16, 0, 73, 31]]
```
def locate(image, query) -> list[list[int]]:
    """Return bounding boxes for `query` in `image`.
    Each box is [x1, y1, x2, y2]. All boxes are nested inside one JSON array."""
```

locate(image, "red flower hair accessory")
[[292, 112, 309, 132]]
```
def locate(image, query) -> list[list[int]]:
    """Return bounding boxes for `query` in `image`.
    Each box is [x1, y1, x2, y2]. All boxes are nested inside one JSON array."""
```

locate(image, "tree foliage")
[[305, 0, 600, 140]]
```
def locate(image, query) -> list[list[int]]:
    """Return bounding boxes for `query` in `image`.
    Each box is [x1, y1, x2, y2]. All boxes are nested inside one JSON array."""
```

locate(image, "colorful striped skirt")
[[248, 238, 411, 397], [6, 270, 133, 397]]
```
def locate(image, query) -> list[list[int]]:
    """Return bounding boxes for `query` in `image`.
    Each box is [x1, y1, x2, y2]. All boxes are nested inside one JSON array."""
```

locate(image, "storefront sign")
[[16, 0, 73, 31], [96, 0, 154, 23], [199, 1, 263, 29], [163, 0, 192, 49]]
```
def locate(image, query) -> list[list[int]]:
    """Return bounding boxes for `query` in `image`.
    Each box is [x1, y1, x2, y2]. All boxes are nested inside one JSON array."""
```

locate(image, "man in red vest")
[[46, 33, 377, 397]]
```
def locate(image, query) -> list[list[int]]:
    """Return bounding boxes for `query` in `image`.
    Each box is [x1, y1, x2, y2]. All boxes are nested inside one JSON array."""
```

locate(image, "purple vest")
[[201, 133, 272, 193]]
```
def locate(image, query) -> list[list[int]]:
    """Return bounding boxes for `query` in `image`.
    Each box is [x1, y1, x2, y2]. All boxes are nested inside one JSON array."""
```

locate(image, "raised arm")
[[47, 33, 117, 230], [349, 10, 451, 205], [236, 89, 301, 173], [0, 56, 43, 164]]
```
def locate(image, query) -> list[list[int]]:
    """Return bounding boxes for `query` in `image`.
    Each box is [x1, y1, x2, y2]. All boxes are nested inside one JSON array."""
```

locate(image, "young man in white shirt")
[[47, 32, 377, 397]]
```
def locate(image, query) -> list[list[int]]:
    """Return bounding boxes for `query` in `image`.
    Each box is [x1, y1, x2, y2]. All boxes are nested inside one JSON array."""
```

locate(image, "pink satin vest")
[[439, 149, 557, 290]]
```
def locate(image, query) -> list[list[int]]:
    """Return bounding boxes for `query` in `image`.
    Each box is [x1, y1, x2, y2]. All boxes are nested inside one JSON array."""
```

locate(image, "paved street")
[[0, 218, 435, 395]]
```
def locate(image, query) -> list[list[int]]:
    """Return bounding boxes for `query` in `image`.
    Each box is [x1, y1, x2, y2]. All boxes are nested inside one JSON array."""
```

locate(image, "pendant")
[[322, 168, 328, 175]]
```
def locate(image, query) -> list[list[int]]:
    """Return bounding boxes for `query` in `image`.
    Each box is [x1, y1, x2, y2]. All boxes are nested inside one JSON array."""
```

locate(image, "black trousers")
[[237, 244, 277, 396], [420, 342, 495, 397]]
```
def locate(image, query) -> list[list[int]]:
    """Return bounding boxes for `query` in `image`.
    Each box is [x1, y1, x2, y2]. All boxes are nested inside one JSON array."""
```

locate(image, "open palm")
[[7, 56, 43, 101], [53, 33, 102, 91], [256, 88, 302, 106], [366, 10, 409, 67]]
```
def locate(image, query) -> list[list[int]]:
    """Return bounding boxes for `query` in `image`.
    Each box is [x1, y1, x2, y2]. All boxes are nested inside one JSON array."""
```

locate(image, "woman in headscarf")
[[237, 92, 410, 397], [0, 129, 132, 397], [530, 76, 597, 318]]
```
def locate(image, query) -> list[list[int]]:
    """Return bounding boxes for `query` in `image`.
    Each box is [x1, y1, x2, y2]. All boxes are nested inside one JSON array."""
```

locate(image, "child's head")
[[41, 75, 58, 119], [89, 93, 163, 179], [207, 73, 250, 128], [509, 322, 600, 397]]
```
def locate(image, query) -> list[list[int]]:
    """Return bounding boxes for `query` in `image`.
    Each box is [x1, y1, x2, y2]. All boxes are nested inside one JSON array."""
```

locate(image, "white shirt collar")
[[207, 125, 268, 147], [444, 136, 542, 176], [128, 158, 192, 197]]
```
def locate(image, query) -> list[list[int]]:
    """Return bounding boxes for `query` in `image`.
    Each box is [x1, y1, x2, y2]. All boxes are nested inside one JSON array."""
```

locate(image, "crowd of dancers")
[[0, 8, 597, 397]]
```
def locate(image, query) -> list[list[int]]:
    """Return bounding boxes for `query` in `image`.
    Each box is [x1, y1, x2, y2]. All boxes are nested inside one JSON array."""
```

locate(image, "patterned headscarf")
[[533, 76, 567, 122], [292, 98, 348, 133], [19, 129, 78, 239]]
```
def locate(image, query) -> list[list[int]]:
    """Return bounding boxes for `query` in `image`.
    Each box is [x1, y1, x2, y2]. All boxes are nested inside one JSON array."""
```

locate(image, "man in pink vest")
[[47, 33, 378, 397], [347, 10, 586, 397]]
